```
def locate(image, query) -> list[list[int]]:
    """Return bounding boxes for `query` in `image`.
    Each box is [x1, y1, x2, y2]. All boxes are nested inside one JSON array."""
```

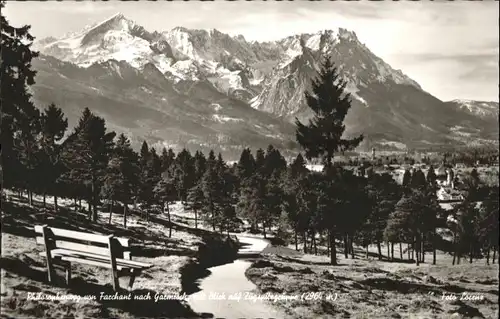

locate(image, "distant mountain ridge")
[[32, 13, 499, 153], [445, 99, 499, 119]]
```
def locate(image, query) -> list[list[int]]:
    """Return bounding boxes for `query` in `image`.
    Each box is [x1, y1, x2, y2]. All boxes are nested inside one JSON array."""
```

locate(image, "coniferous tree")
[[254, 148, 266, 172], [160, 147, 176, 173], [479, 186, 499, 264], [282, 153, 310, 250], [263, 145, 287, 179], [410, 169, 427, 189], [39, 103, 68, 210], [193, 150, 207, 183], [289, 153, 309, 178], [61, 108, 115, 222], [101, 134, 139, 227], [171, 149, 195, 203], [361, 173, 401, 260], [141, 147, 162, 219], [295, 57, 363, 168], [402, 169, 412, 188], [238, 174, 266, 234], [455, 201, 481, 264], [186, 184, 205, 229], [207, 150, 217, 168], [296, 173, 321, 256], [236, 148, 256, 182], [138, 141, 151, 208], [13, 105, 41, 206], [384, 189, 435, 266], [426, 165, 437, 189], [153, 172, 177, 237], [1, 2, 40, 191], [282, 170, 301, 250], [139, 141, 150, 168], [201, 159, 221, 231], [101, 156, 121, 225]]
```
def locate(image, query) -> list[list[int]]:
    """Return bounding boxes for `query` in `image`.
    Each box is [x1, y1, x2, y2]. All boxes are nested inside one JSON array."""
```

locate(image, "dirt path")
[[187, 236, 286, 319]]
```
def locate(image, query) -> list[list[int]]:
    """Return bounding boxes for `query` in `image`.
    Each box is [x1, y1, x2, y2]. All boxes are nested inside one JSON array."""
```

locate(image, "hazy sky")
[[4, 0, 499, 102]]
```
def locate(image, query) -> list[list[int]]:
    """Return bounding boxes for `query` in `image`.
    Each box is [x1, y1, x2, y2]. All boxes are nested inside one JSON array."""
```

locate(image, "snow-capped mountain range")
[[31, 13, 498, 154], [445, 100, 499, 119]]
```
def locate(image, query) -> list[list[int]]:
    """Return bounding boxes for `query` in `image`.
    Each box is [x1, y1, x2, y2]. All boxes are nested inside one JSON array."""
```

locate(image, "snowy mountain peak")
[[447, 99, 499, 119]]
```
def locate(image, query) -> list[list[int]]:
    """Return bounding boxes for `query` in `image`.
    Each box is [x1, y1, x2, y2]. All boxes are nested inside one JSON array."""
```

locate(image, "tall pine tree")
[[295, 57, 363, 168]]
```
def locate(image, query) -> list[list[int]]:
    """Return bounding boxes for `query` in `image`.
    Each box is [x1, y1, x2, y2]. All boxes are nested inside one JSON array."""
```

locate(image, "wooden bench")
[[34, 225, 153, 291]]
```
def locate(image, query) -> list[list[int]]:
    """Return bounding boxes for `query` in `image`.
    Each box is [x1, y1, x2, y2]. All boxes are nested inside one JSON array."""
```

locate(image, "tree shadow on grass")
[[1, 256, 208, 318], [2, 200, 201, 260], [180, 261, 211, 295]]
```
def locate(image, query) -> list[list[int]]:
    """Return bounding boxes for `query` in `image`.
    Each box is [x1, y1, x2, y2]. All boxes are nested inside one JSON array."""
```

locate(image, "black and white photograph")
[[1, 0, 499, 318]]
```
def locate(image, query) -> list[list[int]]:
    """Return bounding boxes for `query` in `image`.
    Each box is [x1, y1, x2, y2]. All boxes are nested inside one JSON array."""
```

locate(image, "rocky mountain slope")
[[32, 13, 498, 153]]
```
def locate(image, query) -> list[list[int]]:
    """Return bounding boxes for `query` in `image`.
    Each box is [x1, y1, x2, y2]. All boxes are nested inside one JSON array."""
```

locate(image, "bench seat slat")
[[36, 237, 113, 256], [34, 226, 129, 247], [41, 249, 152, 269], [46, 254, 127, 270]]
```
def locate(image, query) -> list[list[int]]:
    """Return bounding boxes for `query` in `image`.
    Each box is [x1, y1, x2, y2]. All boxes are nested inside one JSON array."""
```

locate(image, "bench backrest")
[[34, 225, 131, 259]]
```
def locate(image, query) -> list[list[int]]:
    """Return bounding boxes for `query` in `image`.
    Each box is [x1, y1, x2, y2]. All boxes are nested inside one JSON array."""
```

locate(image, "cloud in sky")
[[3, 0, 498, 102]]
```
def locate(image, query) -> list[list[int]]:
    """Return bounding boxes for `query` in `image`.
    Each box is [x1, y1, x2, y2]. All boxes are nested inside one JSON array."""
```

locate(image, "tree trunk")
[[377, 242, 382, 260], [399, 243, 403, 260], [91, 181, 98, 222], [194, 208, 198, 229], [415, 235, 420, 266], [262, 222, 267, 239], [294, 227, 298, 251], [303, 231, 308, 254], [391, 242, 394, 261], [350, 236, 355, 259], [329, 230, 337, 266], [54, 196, 58, 213], [123, 204, 127, 228], [344, 234, 349, 259], [486, 246, 491, 265], [87, 201, 92, 219], [407, 243, 411, 260], [469, 243, 473, 264], [313, 234, 317, 255], [452, 231, 457, 265], [421, 236, 425, 263], [210, 199, 215, 232], [108, 200, 113, 224], [387, 242, 390, 261], [79, 198, 81, 209], [167, 201, 172, 238], [74, 198, 77, 212], [492, 248, 496, 264], [43, 193, 46, 208], [28, 190, 33, 207], [365, 245, 369, 259], [92, 204, 98, 222], [432, 231, 437, 265]]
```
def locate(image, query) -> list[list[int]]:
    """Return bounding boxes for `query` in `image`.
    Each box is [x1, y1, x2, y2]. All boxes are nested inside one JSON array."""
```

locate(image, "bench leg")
[[65, 263, 72, 285], [110, 268, 120, 291], [128, 270, 136, 289], [41, 226, 55, 283], [107, 236, 120, 291]]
